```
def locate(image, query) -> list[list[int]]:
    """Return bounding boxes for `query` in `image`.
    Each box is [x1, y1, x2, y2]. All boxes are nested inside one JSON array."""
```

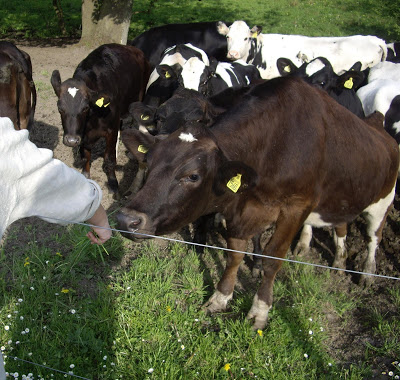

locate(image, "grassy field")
[[0, 0, 399, 41], [1, 0, 400, 379], [1, 221, 399, 379]]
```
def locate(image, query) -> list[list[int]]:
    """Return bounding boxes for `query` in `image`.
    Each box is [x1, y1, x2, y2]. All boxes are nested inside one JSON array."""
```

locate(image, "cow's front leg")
[[248, 207, 309, 330], [103, 127, 119, 194], [203, 238, 246, 313], [81, 146, 91, 178]]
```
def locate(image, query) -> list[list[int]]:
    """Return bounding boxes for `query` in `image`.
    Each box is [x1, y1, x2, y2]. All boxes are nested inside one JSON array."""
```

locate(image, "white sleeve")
[[0, 117, 103, 229]]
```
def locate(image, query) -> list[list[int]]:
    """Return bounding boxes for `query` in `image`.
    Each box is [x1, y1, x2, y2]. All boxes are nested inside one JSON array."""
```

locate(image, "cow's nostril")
[[129, 218, 142, 229]]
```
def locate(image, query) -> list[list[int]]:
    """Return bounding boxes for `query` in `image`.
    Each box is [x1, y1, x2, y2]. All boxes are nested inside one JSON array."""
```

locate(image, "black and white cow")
[[277, 57, 365, 118], [129, 21, 230, 69], [143, 43, 210, 107], [180, 57, 261, 97], [217, 20, 387, 80], [357, 79, 400, 147], [387, 42, 400, 63]]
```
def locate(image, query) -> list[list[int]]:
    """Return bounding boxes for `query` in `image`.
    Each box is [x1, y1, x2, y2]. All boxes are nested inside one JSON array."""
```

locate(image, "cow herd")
[[1, 20, 400, 330]]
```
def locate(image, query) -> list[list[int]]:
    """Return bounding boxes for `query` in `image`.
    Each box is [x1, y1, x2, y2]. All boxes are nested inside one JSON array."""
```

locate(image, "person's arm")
[[86, 204, 112, 244]]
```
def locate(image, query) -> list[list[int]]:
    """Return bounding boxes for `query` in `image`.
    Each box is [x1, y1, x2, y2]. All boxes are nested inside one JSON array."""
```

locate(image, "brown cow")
[[51, 44, 150, 194], [116, 77, 399, 330], [0, 41, 36, 130]]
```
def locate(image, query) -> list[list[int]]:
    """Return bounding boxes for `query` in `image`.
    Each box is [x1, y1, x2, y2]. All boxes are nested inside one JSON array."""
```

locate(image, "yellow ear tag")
[[284, 65, 291, 73], [165, 71, 171, 79], [141, 114, 150, 121], [103, 101, 110, 107], [252, 32, 258, 38], [227, 173, 242, 193], [344, 77, 353, 89], [138, 145, 148, 154], [96, 97, 104, 107]]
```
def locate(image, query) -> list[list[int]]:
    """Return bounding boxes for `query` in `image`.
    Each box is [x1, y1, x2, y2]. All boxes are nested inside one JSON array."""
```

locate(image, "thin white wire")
[[5, 355, 90, 380], [38, 215, 400, 281]]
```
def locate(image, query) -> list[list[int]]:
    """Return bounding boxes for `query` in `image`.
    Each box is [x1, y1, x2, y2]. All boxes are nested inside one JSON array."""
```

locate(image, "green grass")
[[0, 0, 399, 41], [1, 0, 400, 378], [1, 222, 399, 379]]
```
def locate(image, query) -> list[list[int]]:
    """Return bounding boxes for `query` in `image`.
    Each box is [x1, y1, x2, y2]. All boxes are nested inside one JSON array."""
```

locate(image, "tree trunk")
[[53, 0, 67, 36], [80, 0, 133, 47]]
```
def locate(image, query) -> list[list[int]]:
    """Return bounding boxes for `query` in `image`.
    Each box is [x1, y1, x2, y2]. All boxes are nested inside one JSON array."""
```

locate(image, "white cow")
[[217, 20, 387, 80], [368, 61, 400, 83]]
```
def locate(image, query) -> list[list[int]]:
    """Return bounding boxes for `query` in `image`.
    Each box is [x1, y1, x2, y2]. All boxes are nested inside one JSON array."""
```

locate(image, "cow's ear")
[[213, 161, 258, 196], [156, 64, 178, 80], [92, 93, 111, 108], [121, 128, 157, 163], [50, 70, 61, 98], [336, 70, 365, 90], [250, 25, 262, 38], [216, 21, 229, 36], [348, 61, 362, 72], [276, 58, 297, 76]]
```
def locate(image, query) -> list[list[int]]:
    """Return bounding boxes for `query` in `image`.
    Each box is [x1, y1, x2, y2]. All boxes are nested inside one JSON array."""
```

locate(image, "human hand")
[[86, 205, 112, 244]]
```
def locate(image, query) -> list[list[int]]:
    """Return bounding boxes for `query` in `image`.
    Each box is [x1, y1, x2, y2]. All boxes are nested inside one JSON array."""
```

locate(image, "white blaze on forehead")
[[305, 59, 326, 77], [68, 87, 79, 98], [181, 57, 206, 90], [179, 132, 198, 142]]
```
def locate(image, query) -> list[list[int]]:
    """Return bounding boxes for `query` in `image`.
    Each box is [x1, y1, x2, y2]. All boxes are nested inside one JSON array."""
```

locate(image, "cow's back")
[[74, 44, 150, 113], [130, 22, 228, 68], [213, 77, 398, 222]]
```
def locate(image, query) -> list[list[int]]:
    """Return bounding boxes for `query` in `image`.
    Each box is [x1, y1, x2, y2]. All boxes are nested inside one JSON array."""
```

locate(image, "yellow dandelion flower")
[[61, 288, 69, 293], [223, 363, 231, 371], [257, 329, 263, 337], [166, 306, 172, 312], [24, 261, 30, 267], [55, 252, 63, 257]]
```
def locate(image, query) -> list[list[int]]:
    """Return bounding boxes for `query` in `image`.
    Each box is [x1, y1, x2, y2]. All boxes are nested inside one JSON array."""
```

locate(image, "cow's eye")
[[188, 174, 199, 182]]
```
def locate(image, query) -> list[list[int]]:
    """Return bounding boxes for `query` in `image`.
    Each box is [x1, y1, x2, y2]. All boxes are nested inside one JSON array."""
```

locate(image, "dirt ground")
[[6, 40, 400, 375]]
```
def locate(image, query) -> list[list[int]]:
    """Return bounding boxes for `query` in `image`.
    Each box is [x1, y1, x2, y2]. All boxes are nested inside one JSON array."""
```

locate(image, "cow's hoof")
[[332, 257, 347, 271], [251, 266, 263, 278], [359, 274, 374, 288], [293, 243, 309, 256], [202, 290, 232, 314]]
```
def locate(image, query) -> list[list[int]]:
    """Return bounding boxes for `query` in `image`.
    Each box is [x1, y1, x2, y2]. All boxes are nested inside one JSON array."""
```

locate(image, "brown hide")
[[117, 77, 399, 328], [0, 42, 36, 130]]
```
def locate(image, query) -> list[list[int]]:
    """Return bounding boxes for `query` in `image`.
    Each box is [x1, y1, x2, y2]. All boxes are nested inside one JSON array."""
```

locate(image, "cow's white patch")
[[304, 212, 331, 227], [305, 59, 325, 77], [179, 132, 198, 142], [181, 57, 206, 90], [246, 294, 271, 328], [68, 87, 79, 98]]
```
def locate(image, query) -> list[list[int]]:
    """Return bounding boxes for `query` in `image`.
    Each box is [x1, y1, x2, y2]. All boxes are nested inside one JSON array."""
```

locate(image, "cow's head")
[[154, 87, 223, 135], [51, 70, 111, 147], [180, 57, 218, 96], [127, 101, 157, 135], [277, 57, 365, 94], [116, 122, 257, 239], [143, 64, 181, 107], [217, 21, 261, 62]]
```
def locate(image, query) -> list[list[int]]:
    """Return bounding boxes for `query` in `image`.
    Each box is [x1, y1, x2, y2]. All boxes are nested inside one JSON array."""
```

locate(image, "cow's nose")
[[63, 134, 81, 147], [116, 212, 142, 232], [228, 50, 240, 59]]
